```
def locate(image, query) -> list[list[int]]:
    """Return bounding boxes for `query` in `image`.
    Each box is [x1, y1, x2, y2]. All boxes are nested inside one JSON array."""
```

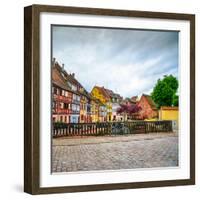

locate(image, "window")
[[60, 116, 63, 122], [73, 94, 76, 100], [59, 89, 62, 96], [72, 104, 76, 111], [53, 87, 57, 94], [72, 84, 77, 91], [72, 116, 76, 123], [64, 103, 68, 109], [68, 82, 72, 89], [60, 102, 64, 109]]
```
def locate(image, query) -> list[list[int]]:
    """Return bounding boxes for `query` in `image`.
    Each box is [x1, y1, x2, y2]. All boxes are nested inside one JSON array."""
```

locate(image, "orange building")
[[137, 94, 158, 120]]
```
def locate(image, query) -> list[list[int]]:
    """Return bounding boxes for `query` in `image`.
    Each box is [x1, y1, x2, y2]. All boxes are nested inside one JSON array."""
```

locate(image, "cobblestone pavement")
[[52, 132, 178, 173]]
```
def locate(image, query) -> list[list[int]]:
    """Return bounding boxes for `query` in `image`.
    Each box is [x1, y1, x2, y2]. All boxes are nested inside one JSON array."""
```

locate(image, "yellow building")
[[106, 102, 112, 121], [91, 98, 99, 122], [159, 106, 179, 121], [91, 86, 112, 121], [98, 102, 107, 122], [159, 106, 179, 129], [91, 86, 123, 122], [80, 95, 87, 123], [91, 86, 110, 105]]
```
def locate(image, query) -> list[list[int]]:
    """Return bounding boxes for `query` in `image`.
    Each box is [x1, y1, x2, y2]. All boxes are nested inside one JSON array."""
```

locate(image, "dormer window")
[[68, 82, 72, 89], [72, 84, 77, 91]]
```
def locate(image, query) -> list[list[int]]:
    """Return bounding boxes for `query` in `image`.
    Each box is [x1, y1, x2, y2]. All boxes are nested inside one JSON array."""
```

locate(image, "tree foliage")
[[151, 75, 178, 108], [117, 104, 141, 115], [172, 94, 179, 106]]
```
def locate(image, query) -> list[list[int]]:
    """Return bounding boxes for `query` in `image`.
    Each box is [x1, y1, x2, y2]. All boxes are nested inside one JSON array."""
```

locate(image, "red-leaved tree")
[[117, 104, 141, 121]]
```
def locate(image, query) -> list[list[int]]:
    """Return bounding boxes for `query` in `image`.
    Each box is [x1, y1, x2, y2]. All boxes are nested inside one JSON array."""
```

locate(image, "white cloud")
[[53, 26, 178, 98]]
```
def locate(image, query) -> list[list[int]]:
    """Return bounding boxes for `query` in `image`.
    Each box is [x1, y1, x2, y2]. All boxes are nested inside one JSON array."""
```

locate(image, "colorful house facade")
[[103, 88, 123, 121], [53, 59, 174, 124], [137, 94, 158, 120], [98, 101, 107, 122], [91, 86, 123, 121], [71, 93, 80, 123], [90, 98, 100, 122], [52, 60, 87, 123], [52, 83, 73, 123], [52, 63, 73, 123], [159, 106, 179, 130], [91, 86, 110, 105], [159, 106, 179, 121], [80, 95, 87, 123]]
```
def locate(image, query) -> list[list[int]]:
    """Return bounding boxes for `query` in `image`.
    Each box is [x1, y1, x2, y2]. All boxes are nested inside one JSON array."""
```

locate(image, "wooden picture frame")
[[24, 4, 195, 194]]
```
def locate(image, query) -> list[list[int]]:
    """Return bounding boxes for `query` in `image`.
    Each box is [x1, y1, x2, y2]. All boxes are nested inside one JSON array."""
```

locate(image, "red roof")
[[140, 94, 158, 110], [52, 65, 71, 91]]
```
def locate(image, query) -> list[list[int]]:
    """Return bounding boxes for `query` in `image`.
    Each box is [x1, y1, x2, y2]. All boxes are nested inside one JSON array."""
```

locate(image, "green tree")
[[172, 94, 179, 106], [151, 75, 178, 108]]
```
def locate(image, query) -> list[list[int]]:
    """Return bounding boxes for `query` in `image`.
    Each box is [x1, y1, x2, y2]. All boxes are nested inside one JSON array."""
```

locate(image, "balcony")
[[53, 109, 71, 114], [53, 94, 71, 102]]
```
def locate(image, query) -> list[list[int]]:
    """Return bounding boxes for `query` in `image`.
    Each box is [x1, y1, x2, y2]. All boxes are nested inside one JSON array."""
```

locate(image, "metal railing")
[[52, 120, 172, 138]]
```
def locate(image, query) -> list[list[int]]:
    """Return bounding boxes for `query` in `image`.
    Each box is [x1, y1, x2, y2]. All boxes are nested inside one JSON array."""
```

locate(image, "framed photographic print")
[[24, 4, 195, 194]]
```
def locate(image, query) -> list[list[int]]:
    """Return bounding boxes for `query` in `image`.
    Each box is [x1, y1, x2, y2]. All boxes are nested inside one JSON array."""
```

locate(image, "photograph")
[[24, 5, 195, 194], [51, 25, 179, 173]]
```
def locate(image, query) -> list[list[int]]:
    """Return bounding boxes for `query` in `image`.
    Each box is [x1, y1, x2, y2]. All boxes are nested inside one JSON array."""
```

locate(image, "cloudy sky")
[[52, 25, 179, 98]]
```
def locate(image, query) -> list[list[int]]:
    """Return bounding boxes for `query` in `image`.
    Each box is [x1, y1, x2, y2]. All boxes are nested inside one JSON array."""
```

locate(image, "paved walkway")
[[52, 132, 178, 173]]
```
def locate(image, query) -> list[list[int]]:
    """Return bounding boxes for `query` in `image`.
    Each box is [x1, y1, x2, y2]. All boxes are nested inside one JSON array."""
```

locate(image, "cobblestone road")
[[52, 132, 178, 173]]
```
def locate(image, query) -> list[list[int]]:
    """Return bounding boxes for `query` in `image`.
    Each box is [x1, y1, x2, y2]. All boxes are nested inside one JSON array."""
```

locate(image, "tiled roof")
[[52, 62, 89, 97], [104, 88, 122, 99], [121, 97, 136, 105], [67, 74, 83, 88], [94, 86, 122, 101], [142, 94, 157, 110], [53, 61, 121, 103], [52, 64, 71, 91]]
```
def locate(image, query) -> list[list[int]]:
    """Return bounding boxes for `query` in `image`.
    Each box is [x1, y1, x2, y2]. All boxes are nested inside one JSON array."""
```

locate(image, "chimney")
[[62, 63, 64, 69], [71, 73, 75, 77]]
